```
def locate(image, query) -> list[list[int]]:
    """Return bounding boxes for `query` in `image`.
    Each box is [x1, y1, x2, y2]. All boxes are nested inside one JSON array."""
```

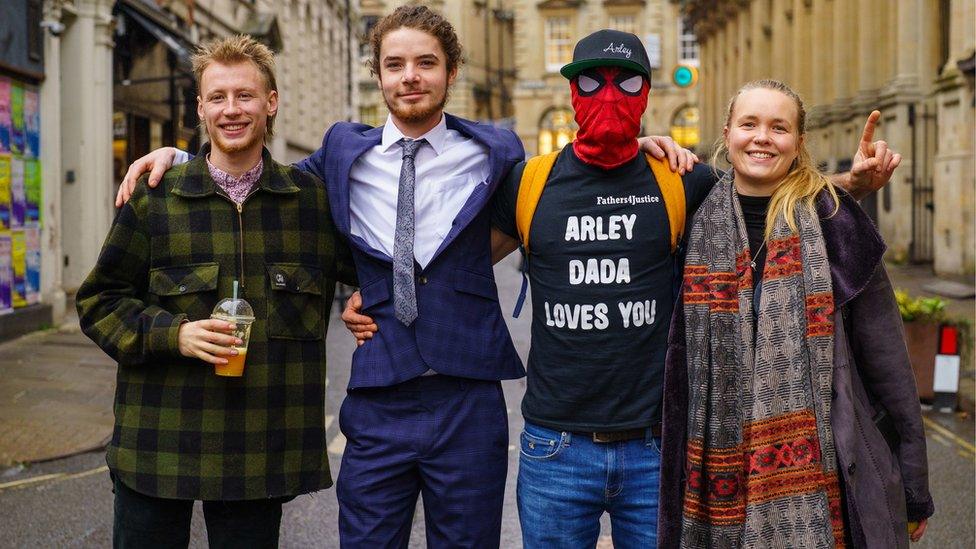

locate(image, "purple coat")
[[658, 193, 935, 548]]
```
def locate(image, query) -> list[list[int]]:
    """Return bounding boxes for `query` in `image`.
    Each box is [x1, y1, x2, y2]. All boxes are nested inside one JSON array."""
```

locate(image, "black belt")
[[585, 423, 661, 443]]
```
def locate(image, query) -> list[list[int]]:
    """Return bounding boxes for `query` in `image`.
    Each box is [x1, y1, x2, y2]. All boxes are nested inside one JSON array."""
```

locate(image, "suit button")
[[848, 462, 856, 475], [417, 276, 428, 285], [178, 285, 187, 293]]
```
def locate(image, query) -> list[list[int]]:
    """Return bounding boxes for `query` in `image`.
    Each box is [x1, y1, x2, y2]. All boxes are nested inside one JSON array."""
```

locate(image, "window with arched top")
[[538, 108, 578, 155], [670, 105, 700, 149]]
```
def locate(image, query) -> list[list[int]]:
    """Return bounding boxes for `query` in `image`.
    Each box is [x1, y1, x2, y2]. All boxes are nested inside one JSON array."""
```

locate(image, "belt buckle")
[[592, 432, 614, 443]]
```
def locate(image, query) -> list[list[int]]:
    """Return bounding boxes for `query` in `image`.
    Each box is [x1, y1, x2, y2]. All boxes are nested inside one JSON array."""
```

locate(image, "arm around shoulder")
[[294, 122, 342, 181]]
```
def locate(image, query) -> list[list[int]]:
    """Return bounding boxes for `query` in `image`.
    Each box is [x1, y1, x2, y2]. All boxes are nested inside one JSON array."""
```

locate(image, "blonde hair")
[[711, 79, 838, 238], [192, 35, 278, 137]]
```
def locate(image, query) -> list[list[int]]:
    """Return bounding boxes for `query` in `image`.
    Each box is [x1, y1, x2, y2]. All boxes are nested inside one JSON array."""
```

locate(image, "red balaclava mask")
[[571, 66, 649, 170]]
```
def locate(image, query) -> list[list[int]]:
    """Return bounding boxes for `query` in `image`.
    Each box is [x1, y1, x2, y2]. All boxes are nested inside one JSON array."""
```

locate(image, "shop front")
[[0, 0, 49, 340]]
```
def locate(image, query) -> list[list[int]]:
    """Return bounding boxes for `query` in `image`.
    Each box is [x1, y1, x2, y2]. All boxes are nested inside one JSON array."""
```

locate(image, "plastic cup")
[[211, 297, 255, 377]]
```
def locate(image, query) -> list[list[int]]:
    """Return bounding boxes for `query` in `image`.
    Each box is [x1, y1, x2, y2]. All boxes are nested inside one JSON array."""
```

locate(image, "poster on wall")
[[10, 156, 24, 228], [24, 158, 39, 224], [10, 83, 23, 155], [24, 89, 39, 159], [24, 224, 39, 305], [0, 232, 11, 314], [11, 229, 25, 308], [0, 154, 10, 230], [0, 79, 9, 153]]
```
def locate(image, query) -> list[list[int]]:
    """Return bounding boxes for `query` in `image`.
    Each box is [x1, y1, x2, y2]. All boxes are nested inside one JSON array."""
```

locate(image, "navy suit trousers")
[[336, 375, 509, 548]]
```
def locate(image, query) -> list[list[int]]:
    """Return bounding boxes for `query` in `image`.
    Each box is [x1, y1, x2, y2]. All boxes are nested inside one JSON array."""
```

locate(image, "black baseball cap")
[[560, 29, 651, 80]]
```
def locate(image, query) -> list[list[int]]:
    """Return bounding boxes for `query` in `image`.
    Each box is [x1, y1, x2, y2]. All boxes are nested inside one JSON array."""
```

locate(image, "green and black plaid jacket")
[[77, 145, 356, 501]]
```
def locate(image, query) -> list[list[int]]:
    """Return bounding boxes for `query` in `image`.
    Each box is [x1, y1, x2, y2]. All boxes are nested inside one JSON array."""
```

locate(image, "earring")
[[790, 157, 798, 171], [724, 152, 731, 165]]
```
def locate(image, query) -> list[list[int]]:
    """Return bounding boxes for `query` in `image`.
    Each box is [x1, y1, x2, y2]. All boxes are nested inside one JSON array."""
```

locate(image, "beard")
[[204, 121, 265, 156], [384, 87, 449, 126]]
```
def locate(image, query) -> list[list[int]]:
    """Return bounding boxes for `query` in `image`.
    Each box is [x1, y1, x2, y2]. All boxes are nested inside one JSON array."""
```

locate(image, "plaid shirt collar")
[[172, 143, 300, 198]]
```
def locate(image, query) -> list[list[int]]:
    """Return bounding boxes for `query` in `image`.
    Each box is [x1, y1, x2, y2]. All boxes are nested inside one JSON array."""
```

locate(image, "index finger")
[[342, 309, 375, 325], [199, 318, 237, 332], [666, 143, 679, 173], [860, 110, 881, 146], [640, 137, 666, 160], [115, 183, 127, 208], [117, 158, 150, 207]]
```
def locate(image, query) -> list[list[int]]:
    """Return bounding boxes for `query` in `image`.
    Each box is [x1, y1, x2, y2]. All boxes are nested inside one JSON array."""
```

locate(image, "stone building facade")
[[356, 0, 517, 127], [17, 0, 357, 337], [681, 0, 975, 276], [512, 0, 702, 156]]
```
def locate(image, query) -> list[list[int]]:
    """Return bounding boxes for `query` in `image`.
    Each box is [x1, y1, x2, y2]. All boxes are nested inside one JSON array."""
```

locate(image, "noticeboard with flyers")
[[0, 75, 40, 314]]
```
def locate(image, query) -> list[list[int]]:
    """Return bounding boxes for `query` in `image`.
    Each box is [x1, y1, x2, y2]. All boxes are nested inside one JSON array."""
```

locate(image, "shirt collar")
[[205, 155, 264, 186], [380, 113, 448, 155]]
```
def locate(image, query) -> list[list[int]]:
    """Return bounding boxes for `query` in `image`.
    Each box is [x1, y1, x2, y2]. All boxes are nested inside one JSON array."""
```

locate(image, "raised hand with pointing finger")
[[847, 110, 902, 198]]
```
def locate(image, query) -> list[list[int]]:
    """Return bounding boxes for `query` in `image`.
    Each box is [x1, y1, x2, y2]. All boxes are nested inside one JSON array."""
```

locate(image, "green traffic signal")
[[672, 65, 698, 88]]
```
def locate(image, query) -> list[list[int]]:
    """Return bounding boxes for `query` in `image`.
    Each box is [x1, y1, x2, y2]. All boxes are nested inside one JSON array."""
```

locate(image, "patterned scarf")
[[680, 173, 845, 548]]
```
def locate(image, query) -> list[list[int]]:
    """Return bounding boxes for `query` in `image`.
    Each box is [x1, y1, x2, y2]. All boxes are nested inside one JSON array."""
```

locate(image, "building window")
[[670, 105, 700, 149], [678, 17, 699, 66], [608, 14, 638, 36], [538, 107, 577, 154], [544, 17, 573, 73], [360, 15, 379, 58]]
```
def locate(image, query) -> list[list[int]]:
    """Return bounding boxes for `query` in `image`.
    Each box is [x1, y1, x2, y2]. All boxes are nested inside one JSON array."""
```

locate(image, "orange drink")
[[211, 291, 255, 377], [215, 347, 247, 377]]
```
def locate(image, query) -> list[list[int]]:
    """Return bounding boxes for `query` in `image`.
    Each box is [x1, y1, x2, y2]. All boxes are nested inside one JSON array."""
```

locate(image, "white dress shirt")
[[348, 114, 490, 267]]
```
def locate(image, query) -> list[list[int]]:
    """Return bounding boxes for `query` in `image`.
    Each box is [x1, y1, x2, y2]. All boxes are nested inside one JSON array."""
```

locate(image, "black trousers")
[[112, 474, 289, 549]]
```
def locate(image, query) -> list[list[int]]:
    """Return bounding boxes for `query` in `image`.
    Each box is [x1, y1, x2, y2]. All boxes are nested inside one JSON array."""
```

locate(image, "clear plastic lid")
[[212, 298, 255, 322]]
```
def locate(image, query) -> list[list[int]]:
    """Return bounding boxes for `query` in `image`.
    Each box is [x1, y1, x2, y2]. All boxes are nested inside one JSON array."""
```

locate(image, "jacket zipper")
[[236, 202, 245, 288], [234, 187, 263, 290], [215, 186, 259, 290]]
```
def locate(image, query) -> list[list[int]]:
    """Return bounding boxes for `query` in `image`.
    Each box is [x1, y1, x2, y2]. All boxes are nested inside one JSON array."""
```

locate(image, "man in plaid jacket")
[[77, 35, 355, 547]]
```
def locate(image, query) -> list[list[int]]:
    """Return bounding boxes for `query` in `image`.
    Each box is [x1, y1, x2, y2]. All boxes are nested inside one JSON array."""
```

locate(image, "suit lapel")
[[428, 116, 509, 262], [332, 128, 381, 235], [328, 126, 394, 263]]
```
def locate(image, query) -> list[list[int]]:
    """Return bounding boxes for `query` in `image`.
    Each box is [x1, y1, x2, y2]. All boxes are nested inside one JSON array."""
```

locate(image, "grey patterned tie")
[[393, 138, 424, 326]]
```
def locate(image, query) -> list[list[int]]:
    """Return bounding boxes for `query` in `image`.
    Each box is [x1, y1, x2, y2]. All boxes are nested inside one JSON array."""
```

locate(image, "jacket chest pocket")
[[148, 263, 219, 320], [267, 263, 325, 340]]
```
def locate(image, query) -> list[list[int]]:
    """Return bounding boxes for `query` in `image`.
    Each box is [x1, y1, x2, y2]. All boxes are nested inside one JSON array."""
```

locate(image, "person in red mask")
[[485, 29, 720, 548], [570, 64, 649, 169]]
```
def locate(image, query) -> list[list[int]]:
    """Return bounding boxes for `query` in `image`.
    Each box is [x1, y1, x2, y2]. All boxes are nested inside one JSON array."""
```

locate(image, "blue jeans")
[[517, 421, 662, 549]]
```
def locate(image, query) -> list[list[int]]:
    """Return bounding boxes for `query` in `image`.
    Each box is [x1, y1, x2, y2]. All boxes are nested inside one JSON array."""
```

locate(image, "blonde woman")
[[658, 80, 934, 548]]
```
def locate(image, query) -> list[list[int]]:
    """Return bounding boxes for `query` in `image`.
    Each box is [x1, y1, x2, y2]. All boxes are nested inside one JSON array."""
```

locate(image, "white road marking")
[[0, 465, 109, 492]]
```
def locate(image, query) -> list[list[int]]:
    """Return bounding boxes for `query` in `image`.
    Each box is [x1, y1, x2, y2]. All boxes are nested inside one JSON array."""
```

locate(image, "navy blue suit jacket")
[[296, 114, 526, 388]]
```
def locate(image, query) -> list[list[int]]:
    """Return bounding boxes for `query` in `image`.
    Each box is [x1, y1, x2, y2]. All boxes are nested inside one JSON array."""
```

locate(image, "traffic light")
[[672, 65, 699, 88]]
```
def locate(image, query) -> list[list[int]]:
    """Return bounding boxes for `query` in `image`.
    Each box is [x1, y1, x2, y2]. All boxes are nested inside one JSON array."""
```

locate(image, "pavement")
[[0, 261, 972, 469]]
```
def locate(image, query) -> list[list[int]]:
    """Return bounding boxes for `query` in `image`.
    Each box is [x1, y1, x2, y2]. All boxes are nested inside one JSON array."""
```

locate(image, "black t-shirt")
[[739, 193, 771, 276], [738, 193, 771, 324], [492, 146, 716, 431]]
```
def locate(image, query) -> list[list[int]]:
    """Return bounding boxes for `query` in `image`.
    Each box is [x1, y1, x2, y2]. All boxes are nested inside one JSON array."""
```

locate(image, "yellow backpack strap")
[[645, 154, 686, 253], [515, 151, 560, 254]]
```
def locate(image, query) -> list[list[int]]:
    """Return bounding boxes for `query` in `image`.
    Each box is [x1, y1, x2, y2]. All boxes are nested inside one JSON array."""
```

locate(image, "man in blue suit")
[[305, 8, 526, 547], [115, 7, 692, 547]]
